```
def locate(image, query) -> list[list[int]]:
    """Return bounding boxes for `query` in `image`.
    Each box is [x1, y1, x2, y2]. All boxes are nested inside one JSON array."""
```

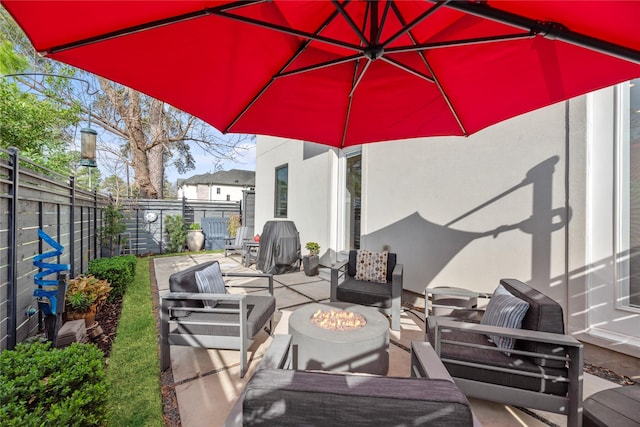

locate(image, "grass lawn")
[[106, 256, 163, 426]]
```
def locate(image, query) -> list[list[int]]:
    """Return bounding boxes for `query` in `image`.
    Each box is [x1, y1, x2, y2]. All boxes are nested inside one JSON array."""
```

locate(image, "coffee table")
[[288, 302, 389, 375]]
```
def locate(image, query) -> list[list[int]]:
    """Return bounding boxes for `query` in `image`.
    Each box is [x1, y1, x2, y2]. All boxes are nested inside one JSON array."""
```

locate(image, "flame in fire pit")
[[311, 309, 366, 331]]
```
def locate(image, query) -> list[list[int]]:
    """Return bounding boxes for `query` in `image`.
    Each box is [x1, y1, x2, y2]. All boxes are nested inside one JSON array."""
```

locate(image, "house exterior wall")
[[179, 184, 247, 202], [255, 139, 336, 266], [255, 89, 640, 356]]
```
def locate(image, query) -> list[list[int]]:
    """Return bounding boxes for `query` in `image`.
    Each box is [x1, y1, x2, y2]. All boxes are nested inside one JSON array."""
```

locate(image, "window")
[[275, 164, 288, 217], [618, 78, 640, 309], [345, 153, 361, 250], [216, 187, 221, 194], [226, 194, 230, 201]]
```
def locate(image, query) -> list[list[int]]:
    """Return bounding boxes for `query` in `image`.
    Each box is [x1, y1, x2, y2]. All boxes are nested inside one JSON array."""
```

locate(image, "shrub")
[[88, 255, 136, 300], [227, 214, 241, 237], [165, 215, 187, 253], [98, 202, 127, 248], [0, 342, 107, 426]]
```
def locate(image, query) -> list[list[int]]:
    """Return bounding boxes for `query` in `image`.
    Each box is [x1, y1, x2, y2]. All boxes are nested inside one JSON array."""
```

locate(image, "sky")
[[165, 139, 257, 183], [91, 127, 257, 186]]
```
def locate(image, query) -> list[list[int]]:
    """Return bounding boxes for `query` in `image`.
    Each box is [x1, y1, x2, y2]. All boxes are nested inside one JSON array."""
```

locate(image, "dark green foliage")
[[0, 342, 107, 426], [88, 255, 136, 300], [164, 215, 187, 253], [98, 203, 127, 249]]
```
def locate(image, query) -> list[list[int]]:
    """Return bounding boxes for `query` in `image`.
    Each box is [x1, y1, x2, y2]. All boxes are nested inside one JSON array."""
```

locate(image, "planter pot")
[[65, 304, 97, 328], [187, 230, 205, 251], [303, 255, 320, 276]]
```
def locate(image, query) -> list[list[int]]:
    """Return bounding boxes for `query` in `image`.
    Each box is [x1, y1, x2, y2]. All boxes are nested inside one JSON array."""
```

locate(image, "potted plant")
[[303, 242, 320, 276], [64, 275, 112, 327], [186, 222, 205, 252], [98, 202, 127, 257], [165, 215, 187, 253]]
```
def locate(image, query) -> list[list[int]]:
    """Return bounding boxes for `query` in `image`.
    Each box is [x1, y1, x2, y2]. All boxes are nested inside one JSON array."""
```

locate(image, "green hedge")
[[0, 342, 107, 426], [88, 255, 137, 300]]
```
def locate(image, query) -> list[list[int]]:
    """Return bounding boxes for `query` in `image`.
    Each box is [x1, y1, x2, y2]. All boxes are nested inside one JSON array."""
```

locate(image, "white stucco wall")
[[254, 91, 640, 356], [255, 138, 336, 265], [179, 184, 247, 202]]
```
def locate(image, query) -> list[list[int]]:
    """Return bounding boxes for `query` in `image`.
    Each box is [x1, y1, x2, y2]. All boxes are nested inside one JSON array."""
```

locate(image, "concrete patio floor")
[[154, 253, 621, 427]]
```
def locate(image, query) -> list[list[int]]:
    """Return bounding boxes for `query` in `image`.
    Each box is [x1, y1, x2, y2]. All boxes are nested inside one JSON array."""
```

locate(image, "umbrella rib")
[[381, 1, 449, 49], [350, 59, 373, 97], [385, 32, 534, 55], [435, 0, 640, 64], [45, 0, 263, 54], [224, 5, 345, 133], [379, 57, 434, 83], [341, 59, 362, 148], [375, 1, 393, 46], [277, 54, 364, 79], [224, 41, 312, 133], [331, 0, 369, 46], [214, 9, 363, 53], [390, 1, 467, 136]]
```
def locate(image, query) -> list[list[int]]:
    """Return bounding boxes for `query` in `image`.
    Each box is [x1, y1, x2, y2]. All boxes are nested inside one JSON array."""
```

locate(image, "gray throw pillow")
[[195, 262, 227, 308], [480, 284, 530, 351]]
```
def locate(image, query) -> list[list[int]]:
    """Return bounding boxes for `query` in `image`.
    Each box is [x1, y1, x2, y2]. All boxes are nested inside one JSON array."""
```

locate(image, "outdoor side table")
[[242, 242, 259, 267], [583, 385, 640, 427]]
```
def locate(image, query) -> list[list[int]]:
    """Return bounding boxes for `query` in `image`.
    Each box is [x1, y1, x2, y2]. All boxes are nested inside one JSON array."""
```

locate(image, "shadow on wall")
[[364, 156, 571, 292]]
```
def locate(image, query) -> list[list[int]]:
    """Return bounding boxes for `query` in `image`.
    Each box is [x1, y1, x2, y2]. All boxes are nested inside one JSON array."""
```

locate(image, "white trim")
[[615, 82, 634, 308], [337, 147, 362, 252], [589, 326, 640, 350]]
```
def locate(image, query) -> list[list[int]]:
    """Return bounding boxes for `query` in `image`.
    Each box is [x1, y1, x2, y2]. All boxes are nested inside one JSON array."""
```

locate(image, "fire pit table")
[[288, 302, 389, 375]]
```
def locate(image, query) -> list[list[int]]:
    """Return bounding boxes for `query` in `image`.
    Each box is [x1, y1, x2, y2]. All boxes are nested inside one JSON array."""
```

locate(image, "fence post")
[[7, 147, 19, 349], [93, 189, 98, 260], [69, 176, 75, 278]]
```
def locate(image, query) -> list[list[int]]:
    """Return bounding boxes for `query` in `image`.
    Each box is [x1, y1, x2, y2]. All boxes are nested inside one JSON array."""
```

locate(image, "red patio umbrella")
[[3, 0, 640, 147]]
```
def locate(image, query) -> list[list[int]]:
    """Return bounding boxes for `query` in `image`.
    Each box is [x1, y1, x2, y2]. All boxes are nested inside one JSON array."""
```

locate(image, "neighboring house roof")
[[178, 169, 255, 187]]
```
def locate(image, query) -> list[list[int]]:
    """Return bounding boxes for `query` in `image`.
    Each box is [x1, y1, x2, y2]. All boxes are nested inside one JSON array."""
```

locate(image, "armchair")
[[330, 250, 403, 330], [160, 260, 275, 378], [224, 226, 249, 257], [426, 279, 584, 427]]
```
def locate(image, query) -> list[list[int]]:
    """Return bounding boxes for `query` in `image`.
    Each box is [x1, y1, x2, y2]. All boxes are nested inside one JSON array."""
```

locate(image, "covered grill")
[[257, 221, 301, 274]]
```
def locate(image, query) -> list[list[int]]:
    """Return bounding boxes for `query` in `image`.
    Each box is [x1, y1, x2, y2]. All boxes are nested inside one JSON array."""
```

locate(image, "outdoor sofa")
[[224, 335, 479, 426], [426, 278, 584, 427]]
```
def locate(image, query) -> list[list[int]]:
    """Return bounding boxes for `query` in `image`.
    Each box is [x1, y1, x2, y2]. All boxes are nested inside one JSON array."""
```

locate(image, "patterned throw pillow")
[[194, 262, 227, 308], [354, 250, 388, 283], [480, 284, 530, 351]]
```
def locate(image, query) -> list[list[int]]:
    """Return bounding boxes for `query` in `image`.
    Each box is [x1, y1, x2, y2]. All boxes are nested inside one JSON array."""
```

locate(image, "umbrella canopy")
[[3, 0, 640, 147]]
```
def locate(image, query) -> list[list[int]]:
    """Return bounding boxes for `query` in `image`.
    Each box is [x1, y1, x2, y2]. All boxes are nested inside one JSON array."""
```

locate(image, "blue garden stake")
[[33, 229, 70, 343]]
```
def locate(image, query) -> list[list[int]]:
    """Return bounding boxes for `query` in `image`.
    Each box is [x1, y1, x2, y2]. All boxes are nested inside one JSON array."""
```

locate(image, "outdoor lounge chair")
[[426, 279, 584, 427], [160, 260, 275, 378], [224, 226, 249, 257], [330, 250, 403, 330], [224, 335, 479, 426]]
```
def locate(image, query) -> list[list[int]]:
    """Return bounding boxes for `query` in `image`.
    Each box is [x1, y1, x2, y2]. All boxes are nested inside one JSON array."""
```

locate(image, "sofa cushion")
[[195, 262, 227, 308], [168, 261, 219, 317], [347, 251, 397, 283], [427, 320, 569, 396], [242, 369, 473, 426], [480, 284, 530, 351], [500, 279, 567, 368], [336, 278, 393, 308], [354, 250, 388, 283], [172, 295, 275, 338]]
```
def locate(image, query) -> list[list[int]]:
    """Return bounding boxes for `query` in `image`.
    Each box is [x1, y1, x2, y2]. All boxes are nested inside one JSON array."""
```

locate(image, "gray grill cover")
[[257, 221, 301, 274]]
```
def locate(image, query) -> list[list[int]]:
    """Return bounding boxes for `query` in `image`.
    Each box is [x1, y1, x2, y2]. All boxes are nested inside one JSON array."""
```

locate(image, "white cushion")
[[354, 250, 388, 283], [480, 284, 530, 351], [195, 262, 227, 308]]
